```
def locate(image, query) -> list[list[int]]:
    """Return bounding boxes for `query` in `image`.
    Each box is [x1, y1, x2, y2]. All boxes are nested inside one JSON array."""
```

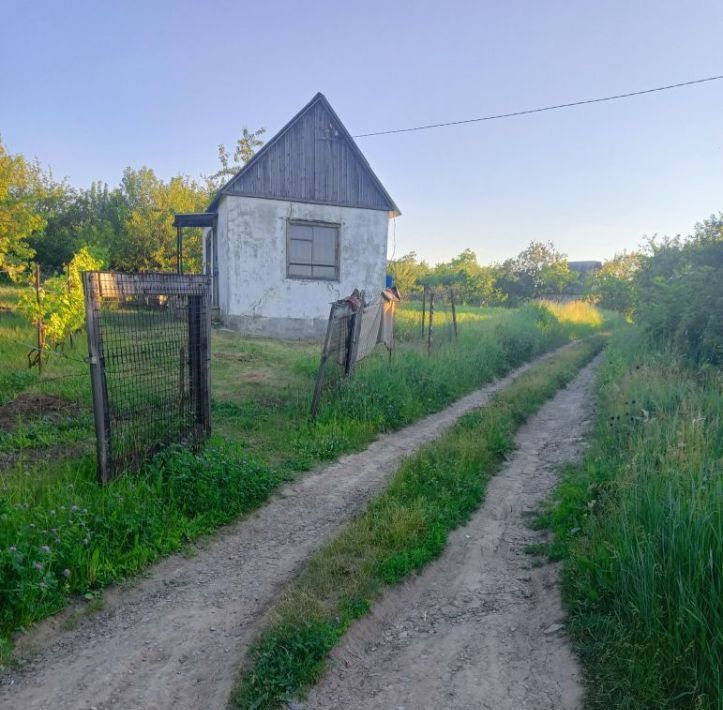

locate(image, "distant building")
[[194, 93, 400, 339], [567, 260, 602, 278]]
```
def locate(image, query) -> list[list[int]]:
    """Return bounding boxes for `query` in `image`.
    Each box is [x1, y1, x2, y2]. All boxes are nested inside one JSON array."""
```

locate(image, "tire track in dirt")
[[0, 344, 577, 710], [305, 357, 600, 710]]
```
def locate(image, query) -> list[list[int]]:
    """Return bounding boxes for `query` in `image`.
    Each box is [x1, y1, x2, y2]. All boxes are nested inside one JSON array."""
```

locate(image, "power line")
[[352, 74, 723, 138]]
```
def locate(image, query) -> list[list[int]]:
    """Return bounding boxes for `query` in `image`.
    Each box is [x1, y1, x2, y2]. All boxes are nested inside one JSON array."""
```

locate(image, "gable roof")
[[208, 93, 400, 217]]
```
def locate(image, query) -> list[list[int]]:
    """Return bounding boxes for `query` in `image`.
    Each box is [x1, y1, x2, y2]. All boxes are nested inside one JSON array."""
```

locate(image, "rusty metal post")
[[450, 287, 458, 340], [311, 303, 338, 419], [427, 290, 434, 356], [82, 272, 112, 484], [421, 286, 427, 337]]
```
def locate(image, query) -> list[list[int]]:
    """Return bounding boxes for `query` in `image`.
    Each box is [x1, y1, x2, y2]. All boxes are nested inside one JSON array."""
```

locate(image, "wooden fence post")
[[450, 287, 458, 340], [421, 286, 427, 337], [427, 290, 434, 356], [33, 263, 45, 375], [345, 305, 363, 376]]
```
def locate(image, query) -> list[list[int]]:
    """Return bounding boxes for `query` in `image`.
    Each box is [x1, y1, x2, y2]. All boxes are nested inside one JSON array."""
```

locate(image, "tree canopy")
[[0, 138, 46, 280]]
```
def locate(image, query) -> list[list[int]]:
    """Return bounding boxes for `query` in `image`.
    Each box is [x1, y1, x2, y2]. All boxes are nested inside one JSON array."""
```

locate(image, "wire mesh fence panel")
[[82, 272, 211, 483], [310, 290, 399, 418], [310, 300, 359, 418]]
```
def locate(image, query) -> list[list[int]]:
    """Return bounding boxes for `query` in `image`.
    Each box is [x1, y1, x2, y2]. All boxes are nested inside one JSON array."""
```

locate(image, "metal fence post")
[[427, 290, 434, 356], [83, 272, 112, 484], [421, 286, 427, 337], [450, 287, 458, 340], [310, 302, 339, 419]]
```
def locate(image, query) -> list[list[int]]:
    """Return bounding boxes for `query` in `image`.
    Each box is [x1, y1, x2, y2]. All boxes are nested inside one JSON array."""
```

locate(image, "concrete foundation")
[[222, 314, 329, 340]]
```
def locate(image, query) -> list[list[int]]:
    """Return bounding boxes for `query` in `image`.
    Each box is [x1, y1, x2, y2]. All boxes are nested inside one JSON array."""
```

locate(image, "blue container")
[[385, 274, 394, 288]]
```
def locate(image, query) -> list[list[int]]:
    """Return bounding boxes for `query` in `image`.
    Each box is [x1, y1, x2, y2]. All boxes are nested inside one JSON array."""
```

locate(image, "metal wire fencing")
[[310, 289, 399, 418], [82, 272, 211, 483]]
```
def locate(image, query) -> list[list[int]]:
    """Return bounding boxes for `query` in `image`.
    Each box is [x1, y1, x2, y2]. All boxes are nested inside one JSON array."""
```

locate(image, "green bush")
[[635, 215, 723, 366]]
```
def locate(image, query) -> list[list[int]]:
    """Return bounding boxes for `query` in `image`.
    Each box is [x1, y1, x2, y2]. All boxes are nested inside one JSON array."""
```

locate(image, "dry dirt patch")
[[0, 393, 79, 432]]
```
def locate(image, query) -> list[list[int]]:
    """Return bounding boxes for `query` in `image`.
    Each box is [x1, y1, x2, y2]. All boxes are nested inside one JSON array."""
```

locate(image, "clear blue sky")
[[1, 0, 721, 264]]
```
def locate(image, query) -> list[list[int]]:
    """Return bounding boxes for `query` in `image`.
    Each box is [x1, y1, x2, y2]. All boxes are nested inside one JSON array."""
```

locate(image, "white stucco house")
[[180, 93, 400, 339]]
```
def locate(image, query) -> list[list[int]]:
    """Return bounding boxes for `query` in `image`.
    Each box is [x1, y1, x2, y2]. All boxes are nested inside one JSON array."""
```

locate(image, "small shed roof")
[[208, 93, 400, 217], [173, 213, 217, 228]]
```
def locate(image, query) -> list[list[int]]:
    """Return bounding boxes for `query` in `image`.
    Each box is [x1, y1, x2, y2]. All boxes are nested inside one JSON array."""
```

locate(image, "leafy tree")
[[18, 247, 105, 355], [433, 249, 505, 305], [586, 251, 640, 318], [515, 240, 575, 296], [635, 214, 723, 365], [206, 126, 266, 190], [26, 175, 82, 273], [114, 168, 208, 272], [387, 252, 431, 296], [494, 241, 575, 304], [0, 138, 45, 280]]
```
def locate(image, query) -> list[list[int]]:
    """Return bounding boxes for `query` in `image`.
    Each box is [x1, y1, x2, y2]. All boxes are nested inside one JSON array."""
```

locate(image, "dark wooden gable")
[[212, 93, 400, 216]]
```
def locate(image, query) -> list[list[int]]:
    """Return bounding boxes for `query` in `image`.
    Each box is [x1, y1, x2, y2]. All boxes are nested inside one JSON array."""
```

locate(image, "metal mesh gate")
[[82, 272, 211, 483]]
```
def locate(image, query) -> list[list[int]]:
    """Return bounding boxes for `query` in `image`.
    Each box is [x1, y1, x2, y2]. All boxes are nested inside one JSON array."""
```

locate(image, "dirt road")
[[305, 358, 599, 710], [0, 347, 572, 710]]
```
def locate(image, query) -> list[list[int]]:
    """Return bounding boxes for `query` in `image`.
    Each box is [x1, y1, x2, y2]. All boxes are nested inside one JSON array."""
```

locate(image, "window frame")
[[286, 219, 341, 282]]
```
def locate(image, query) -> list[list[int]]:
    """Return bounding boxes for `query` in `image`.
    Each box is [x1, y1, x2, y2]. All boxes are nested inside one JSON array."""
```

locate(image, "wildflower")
[[71, 505, 79, 513], [63, 569, 71, 578], [33, 562, 44, 571], [40, 545, 51, 554], [8, 545, 17, 553], [40, 582, 48, 590]]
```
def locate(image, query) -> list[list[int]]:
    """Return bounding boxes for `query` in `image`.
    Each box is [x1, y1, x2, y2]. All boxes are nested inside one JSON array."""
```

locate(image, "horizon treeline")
[[1, 134, 721, 327], [0, 128, 265, 278]]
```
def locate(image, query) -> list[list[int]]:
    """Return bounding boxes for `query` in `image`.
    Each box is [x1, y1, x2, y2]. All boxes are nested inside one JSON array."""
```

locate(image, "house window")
[[287, 220, 340, 280]]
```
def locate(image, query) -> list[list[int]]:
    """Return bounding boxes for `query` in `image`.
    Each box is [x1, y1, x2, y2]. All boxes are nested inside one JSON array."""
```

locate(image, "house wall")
[[216, 195, 389, 339]]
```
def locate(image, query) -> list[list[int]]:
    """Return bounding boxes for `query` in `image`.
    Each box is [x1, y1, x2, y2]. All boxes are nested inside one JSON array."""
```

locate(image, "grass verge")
[[232, 336, 605, 709], [0, 300, 611, 658], [535, 329, 722, 709]]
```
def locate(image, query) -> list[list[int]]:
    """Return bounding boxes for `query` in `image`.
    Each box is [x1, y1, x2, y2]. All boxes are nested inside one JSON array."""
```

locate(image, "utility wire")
[[352, 74, 723, 138]]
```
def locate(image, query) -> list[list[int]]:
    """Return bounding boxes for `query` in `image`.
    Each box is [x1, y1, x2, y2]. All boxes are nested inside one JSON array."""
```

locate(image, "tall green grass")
[[0, 298, 608, 658], [393, 301, 504, 341], [538, 329, 722, 708], [232, 337, 605, 709]]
